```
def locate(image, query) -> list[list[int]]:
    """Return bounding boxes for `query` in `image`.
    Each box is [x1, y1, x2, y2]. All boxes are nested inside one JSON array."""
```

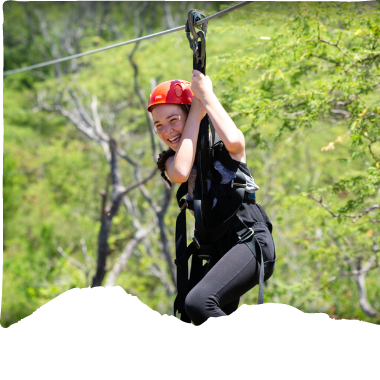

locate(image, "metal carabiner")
[[185, 9, 208, 68], [186, 9, 207, 41], [196, 30, 206, 68]]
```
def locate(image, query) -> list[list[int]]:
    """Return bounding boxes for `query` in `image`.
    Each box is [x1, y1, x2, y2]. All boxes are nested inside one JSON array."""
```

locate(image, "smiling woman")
[[147, 70, 276, 326], [153, 104, 191, 184], [150, 78, 208, 185], [155, 101, 207, 184]]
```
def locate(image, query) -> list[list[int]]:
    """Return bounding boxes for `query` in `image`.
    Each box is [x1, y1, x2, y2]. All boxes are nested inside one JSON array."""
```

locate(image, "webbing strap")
[[176, 182, 188, 208], [194, 167, 247, 245], [173, 241, 197, 322], [174, 164, 248, 319], [173, 40, 209, 323], [233, 217, 266, 304]]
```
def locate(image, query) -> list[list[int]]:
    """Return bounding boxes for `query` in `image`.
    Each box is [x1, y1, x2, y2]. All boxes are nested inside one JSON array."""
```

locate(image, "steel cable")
[[3, 1, 251, 76]]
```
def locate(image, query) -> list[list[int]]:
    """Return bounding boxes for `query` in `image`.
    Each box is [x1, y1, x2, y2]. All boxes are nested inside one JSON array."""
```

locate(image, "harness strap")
[[193, 167, 247, 246], [233, 217, 266, 304], [176, 182, 188, 208], [174, 170, 248, 322]]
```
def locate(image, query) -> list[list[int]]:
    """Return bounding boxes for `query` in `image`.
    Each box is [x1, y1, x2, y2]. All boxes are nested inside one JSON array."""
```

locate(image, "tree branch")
[[120, 168, 158, 199], [327, 262, 379, 282], [368, 144, 379, 164], [349, 204, 380, 222], [310, 196, 380, 223], [104, 226, 153, 287], [307, 38, 346, 53], [55, 242, 87, 275], [311, 53, 342, 67], [128, 2, 158, 161]]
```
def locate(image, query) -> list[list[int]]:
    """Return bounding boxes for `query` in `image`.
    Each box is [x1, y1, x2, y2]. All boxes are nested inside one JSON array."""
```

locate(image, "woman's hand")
[[191, 70, 213, 103]]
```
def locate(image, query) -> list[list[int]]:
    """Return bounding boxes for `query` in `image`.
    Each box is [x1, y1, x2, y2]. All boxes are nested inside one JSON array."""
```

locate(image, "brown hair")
[[157, 148, 175, 187], [155, 104, 190, 187]]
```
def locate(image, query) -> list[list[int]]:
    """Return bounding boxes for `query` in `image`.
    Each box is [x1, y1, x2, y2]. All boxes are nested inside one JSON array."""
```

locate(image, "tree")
[[214, 2, 379, 318]]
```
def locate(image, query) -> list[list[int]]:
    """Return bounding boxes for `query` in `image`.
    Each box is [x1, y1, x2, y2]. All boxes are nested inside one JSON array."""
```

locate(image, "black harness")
[[173, 132, 270, 322], [173, 10, 271, 323]]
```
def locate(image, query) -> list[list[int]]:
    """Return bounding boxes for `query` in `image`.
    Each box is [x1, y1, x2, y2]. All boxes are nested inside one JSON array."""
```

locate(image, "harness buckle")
[[231, 179, 247, 188], [192, 237, 201, 249], [198, 254, 210, 263], [180, 200, 188, 211], [238, 228, 254, 243]]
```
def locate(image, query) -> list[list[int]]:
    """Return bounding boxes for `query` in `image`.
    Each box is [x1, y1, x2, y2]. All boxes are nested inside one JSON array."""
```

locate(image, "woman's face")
[[152, 104, 188, 151]]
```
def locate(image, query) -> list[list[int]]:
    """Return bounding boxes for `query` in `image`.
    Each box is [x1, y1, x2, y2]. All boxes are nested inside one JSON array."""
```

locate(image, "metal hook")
[[186, 9, 207, 40], [196, 30, 206, 68], [185, 9, 208, 69]]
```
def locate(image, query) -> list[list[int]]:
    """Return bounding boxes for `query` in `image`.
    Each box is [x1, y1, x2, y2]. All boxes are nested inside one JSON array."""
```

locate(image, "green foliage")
[[2, 2, 380, 326]]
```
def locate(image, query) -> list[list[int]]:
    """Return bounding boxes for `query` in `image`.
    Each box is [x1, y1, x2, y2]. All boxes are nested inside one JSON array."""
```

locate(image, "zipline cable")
[[3, 1, 252, 76]]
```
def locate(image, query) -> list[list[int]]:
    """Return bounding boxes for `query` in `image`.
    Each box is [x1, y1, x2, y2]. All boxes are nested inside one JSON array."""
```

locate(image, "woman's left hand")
[[191, 70, 213, 103]]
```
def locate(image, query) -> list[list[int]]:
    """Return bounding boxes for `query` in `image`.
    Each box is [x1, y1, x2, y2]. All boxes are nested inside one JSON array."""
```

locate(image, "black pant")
[[184, 222, 275, 326]]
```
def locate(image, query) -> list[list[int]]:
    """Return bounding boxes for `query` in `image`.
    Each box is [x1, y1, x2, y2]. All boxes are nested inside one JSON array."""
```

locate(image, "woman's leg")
[[221, 298, 240, 315], [184, 242, 259, 326]]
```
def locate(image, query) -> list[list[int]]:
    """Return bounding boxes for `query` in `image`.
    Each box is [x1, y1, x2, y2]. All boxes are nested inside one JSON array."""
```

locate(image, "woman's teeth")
[[169, 135, 180, 143]]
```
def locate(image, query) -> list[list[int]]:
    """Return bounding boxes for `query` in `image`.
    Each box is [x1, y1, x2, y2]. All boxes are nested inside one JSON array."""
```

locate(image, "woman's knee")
[[184, 287, 204, 319], [185, 286, 218, 324]]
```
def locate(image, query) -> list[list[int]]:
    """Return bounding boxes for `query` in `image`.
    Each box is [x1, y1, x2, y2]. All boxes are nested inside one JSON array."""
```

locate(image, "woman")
[[148, 70, 276, 325]]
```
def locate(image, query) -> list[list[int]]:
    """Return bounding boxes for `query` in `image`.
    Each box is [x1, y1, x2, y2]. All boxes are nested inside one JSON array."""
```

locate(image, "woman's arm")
[[191, 70, 246, 162], [165, 97, 206, 184]]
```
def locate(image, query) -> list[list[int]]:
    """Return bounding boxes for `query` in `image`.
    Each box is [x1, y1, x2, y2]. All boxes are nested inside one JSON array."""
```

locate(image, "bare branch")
[[105, 226, 153, 287], [368, 144, 379, 164], [328, 262, 379, 282], [122, 195, 143, 230], [128, 3, 158, 161], [90, 95, 105, 137], [283, 110, 306, 117], [344, 53, 380, 74], [55, 242, 86, 273], [349, 255, 379, 317], [80, 238, 92, 267], [67, 87, 96, 129], [134, 165, 159, 212], [147, 262, 175, 296], [330, 109, 350, 118], [327, 237, 379, 317], [120, 168, 158, 198], [360, 53, 380, 64], [307, 38, 346, 53], [156, 187, 176, 287], [163, 2, 175, 29], [350, 204, 380, 223], [310, 196, 380, 223], [116, 147, 137, 167], [79, 238, 92, 286], [311, 53, 342, 67]]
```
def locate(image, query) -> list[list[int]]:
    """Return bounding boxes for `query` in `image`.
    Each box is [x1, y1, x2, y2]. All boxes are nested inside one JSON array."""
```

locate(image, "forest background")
[[2, 1, 380, 327]]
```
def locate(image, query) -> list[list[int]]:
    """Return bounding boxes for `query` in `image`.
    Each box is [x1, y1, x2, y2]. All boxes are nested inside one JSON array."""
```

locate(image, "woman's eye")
[[170, 118, 178, 123]]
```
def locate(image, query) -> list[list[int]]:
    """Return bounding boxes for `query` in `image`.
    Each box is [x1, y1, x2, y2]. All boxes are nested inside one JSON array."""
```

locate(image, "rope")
[[3, 1, 252, 76]]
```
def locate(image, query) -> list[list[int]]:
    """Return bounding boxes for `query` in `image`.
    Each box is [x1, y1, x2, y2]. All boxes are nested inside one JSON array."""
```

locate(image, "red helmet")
[[147, 80, 193, 112]]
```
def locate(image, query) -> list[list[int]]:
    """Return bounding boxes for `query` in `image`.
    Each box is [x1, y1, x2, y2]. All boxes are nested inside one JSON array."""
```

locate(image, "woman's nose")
[[163, 125, 171, 135], [164, 122, 174, 134]]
